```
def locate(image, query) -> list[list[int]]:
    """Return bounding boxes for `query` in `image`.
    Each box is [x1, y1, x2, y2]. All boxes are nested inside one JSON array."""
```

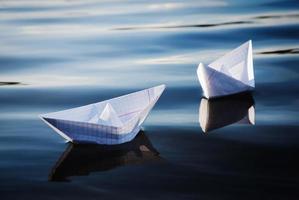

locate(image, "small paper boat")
[[197, 40, 255, 99], [49, 131, 162, 182], [199, 92, 255, 133], [40, 85, 165, 145]]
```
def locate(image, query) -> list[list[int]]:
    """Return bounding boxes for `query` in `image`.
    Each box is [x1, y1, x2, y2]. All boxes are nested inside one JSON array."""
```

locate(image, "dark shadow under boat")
[[49, 131, 162, 182], [199, 92, 255, 133]]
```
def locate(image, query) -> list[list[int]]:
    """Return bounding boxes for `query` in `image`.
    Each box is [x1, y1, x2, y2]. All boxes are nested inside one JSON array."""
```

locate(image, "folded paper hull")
[[199, 92, 255, 133], [40, 85, 165, 144], [197, 40, 255, 99], [197, 64, 254, 99], [41, 117, 141, 144]]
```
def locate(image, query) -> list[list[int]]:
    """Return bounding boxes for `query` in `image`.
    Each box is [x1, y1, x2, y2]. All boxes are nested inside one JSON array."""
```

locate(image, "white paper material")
[[89, 103, 124, 127], [197, 40, 254, 99], [199, 93, 255, 133], [40, 84, 166, 145]]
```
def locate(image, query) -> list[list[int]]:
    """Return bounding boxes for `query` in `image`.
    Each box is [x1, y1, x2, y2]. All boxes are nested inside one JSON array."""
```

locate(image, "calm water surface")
[[1, 0, 299, 199]]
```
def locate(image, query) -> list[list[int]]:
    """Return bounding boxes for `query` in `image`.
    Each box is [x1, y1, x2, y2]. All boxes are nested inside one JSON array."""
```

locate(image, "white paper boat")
[[199, 92, 255, 133], [40, 85, 165, 145], [197, 40, 255, 99]]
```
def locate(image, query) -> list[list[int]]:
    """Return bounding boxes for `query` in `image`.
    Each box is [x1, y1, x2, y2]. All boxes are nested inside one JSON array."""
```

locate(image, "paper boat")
[[49, 131, 162, 182], [199, 92, 255, 133], [197, 40, 255, 99], [40, 85, 165, 145]]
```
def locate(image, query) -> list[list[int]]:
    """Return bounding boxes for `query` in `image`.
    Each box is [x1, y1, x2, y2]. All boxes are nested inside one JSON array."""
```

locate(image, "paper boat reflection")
[[199, 92, 255, 133], [49, 131, 162, 182], [40, 85, 165, 145]]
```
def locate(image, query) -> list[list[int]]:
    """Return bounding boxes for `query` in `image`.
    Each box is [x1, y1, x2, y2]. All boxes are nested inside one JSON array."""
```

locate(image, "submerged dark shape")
[[259, 48, 299, 55], [254, 13, 299, 19], [199, 92, 255, 133], [0, 81, 21, 86], [112, 21, 252, 31], [49, 131, 161, 182]]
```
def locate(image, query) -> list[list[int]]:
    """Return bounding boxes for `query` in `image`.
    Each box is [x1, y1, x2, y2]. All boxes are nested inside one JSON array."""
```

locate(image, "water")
[[1, 0, 299, 199]]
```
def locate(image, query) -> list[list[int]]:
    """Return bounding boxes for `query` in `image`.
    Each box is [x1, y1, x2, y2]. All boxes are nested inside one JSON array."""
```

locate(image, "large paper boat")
[[199, 92, 255, 133], [197, 40, 255, 99], [49, 131, 162, 181], [40, 85, 165, 145]]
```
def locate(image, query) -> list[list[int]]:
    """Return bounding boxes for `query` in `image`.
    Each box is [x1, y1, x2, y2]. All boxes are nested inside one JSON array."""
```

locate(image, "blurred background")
[[0, 0, 299, 199]]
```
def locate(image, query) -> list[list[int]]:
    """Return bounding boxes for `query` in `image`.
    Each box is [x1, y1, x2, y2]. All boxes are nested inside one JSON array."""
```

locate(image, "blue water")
[[1, 0, 299, 199]]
